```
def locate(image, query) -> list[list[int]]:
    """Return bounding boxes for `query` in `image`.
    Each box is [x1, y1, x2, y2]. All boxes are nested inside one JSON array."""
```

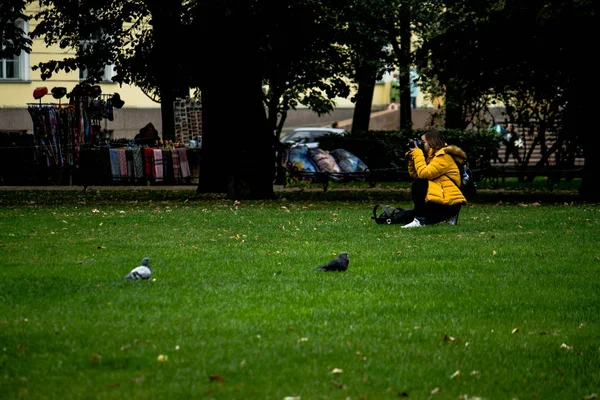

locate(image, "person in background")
[[389, 70, 418, 108], [134, 123, 161, 147], [503, 123, 522, 165], [402, 129, 468, 228], [389, 73, 400, 104], [410, 69, 419, 109]]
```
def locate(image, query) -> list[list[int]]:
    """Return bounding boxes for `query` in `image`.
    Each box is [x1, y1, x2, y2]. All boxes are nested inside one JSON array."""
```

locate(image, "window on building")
[[79, 64, 116, 83], [78, 29, 116, 83], [0, 19, 30, 81]]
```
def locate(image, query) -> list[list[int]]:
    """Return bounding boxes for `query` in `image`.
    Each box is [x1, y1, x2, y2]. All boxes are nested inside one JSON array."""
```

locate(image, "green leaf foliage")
[[319, 128, 502, 170]]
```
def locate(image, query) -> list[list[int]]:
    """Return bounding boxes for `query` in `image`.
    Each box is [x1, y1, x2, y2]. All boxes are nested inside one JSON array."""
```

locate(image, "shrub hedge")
[[318, 128, 503, 171]]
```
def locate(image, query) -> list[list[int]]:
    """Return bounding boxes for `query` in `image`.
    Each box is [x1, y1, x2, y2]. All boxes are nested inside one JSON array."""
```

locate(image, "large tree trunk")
[[149, 1, 189, 141], [196, 1, 274, 199], [445, 78, 464, 129], [351, 63, 377, 133], [570, 6, 599, 201], [575, 83, 600, 201], [198, 61, 273, 199]]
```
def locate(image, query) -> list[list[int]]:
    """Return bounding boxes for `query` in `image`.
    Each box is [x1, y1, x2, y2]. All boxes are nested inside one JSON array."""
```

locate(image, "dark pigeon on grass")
[[315, 253, 349, 272], [123, 257, 152, 280]]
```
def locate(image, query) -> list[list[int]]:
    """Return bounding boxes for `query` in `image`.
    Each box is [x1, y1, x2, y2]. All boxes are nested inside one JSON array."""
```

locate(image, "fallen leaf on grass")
[[298, 337, 308, 342], [90, 354, 102, 363], [450, 370, 462, 379], [512, 327, 520, 334], [157, 354, 168, 362], [283, 397, 301, 400], [560, 343, 573, 351], [442, 334, 460, 343], [330, 368, 343, 374], [331, 380, 345, 389], [581, 394, 598, 400], [120, 345, 131, 351], [430, 387, 442, 395], [107, 383, 120, 388], [209, 374, 224, 382]]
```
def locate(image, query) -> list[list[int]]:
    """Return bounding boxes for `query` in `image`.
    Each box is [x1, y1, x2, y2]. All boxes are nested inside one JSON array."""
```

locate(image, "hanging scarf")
[[109, 149, 121, 181], [153, 149, 163, 183]]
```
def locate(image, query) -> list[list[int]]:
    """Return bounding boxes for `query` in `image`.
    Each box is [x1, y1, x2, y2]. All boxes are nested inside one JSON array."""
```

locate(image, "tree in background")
[[417, 0, 598, 198], [372, 0, 445, 130], [0, 0, 32, 59], [27, 0, 366, 199], [343, 0, 395, 134], [30, 0, 191, 141]]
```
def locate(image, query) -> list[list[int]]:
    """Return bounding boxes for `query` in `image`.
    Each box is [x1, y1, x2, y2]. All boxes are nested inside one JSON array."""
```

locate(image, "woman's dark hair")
[[423, 129, 446, 151]]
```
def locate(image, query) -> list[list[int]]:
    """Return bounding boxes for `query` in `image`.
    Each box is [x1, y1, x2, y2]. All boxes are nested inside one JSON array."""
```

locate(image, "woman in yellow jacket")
[[403, 129, 468, 228]]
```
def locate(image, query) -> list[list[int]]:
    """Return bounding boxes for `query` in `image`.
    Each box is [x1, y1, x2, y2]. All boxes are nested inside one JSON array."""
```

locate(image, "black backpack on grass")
[[452, 159, 476, 200], [371, 204, 414, 225]]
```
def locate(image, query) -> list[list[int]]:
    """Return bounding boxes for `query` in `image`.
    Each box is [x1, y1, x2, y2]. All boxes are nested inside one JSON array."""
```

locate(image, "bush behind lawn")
[[1, 195, 599, 399]]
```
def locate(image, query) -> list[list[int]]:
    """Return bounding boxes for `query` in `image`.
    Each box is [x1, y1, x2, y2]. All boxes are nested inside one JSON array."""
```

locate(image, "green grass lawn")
[[1, 190, 599, 399]]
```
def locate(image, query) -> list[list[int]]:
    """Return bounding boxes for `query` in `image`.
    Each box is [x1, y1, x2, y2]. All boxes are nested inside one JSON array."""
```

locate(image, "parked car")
[[280, 127, 346, 149]]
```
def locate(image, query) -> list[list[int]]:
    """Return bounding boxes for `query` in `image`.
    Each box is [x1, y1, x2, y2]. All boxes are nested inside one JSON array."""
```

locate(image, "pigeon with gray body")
[[123, 257, 152, 280], [315, 253, 349, 272]]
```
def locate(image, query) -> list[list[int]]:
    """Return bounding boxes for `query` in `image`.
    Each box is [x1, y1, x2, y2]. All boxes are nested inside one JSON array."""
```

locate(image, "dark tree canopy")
[[0, 0, 32, 59], [21, 0, 600, 199]]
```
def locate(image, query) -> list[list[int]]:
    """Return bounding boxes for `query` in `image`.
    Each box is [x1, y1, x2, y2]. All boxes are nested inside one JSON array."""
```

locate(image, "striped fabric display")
[[109, 149, 121, 181], [133, 148, 144, 181], [153, 149, 163, 183], [118, 149, 128, 179], [126, 149, 134, 182], [143, 148, 154, 181], [171, 149, 181, 182], [178, 148, 191, 179], [162, 149, 173, 184]]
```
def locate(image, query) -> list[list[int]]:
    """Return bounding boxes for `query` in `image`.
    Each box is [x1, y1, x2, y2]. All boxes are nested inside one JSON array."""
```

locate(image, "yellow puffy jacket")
[[407, 145, 468, 206]]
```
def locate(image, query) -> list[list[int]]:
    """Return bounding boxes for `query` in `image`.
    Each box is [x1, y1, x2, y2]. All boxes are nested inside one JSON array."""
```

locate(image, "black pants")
[[503, 144, 522, 164], [411, 179, 461, 225]]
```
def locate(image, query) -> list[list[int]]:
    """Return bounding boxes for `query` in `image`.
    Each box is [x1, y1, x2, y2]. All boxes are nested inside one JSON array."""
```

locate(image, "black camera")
[[408, 138, 424, 149]]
